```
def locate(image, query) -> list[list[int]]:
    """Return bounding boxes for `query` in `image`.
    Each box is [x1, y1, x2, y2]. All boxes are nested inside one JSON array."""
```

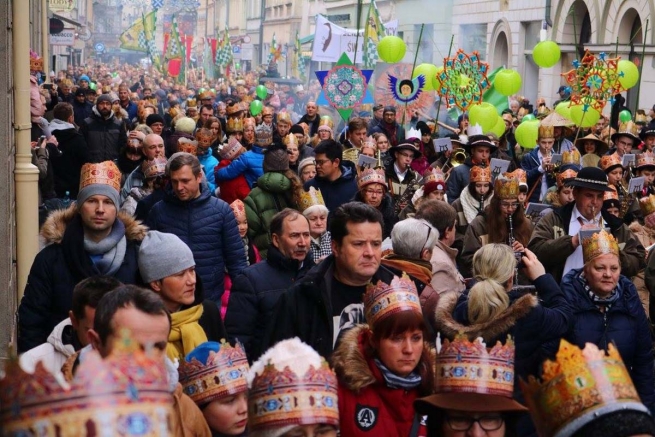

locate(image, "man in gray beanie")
[[18, 161, 146, 353], [79, 91, 127, 163]]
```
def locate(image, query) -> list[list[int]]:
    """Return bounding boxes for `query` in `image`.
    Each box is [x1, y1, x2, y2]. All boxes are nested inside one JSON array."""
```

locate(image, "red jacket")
[[214, 159, 250, 205], [331, 326, 432, 437]]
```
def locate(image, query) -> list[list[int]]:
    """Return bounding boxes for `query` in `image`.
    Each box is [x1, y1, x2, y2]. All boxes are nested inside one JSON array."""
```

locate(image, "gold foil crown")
[[470, 165, 492, 183], [178, 341, 250, 405], [318, 116, 334, 129], [298, 187, 326, 212], [599, 153, 623, 171], [243, 117, 256, 129], [582, 229, 619, 263], [494, 175, 521, 200], [142, 157, 167, 179], [520, 339, 646, 437], [424, 168, 446, 186], [639, 193, 655, 216], [177, 137, 199, 155], [364, 274, 422, 328], [636, 151, 655, 169], [538, 124, 555, 139], [557, 169, 578, 189], [79, 161, 122, 192], [504, 169, 527, 186], [436, 335, 516, 397], [617, 120, 639, 137], [255, 124, 273, 146], [277, 112, 292, 125], [562, 149, 581, 165], [357, 168, 386, 190], [220, 136, 244, 160], [186, 98, 197, 108], [226, 117, 244, 133], [284, 133, 299, 147]]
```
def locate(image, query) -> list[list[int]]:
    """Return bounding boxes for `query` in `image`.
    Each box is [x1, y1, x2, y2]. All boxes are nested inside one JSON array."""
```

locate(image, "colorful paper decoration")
[[532, 40, 561, 68], [388, 74, 425, 105], [373, 63, 436, 124], [437, 49, 491, 111], [316, 52, 374, 122], [377, 36, 407, 64]]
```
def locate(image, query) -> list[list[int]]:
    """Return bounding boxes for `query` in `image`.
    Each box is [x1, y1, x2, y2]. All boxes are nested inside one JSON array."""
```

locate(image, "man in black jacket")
[[49, 102, 89, 198], [80, 94, 127, 162], [225, 209, 315, 362], [262, 202, 394, 359], [72, 88, 92, 126]]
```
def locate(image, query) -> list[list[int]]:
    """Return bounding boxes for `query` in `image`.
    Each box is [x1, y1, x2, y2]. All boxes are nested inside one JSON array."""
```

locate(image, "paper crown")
[[230, 199, 246, 219], [635, 113, 648, 124], [436, 335, 516, 397], [1, 330, 173, 436], [226, 103, 242, 116], [520, 340, 647, 437], [29, 54, 43, 72], [178, 341, 250, 405], [357, 168, 386, 190], [142, 156, 167, 179], [599, 153, 623, 171], [636, 151, 655, 169], [226, 116, 244, 133], [298, 187, 326, 212], [582, 229, 619, 263], [177, 137, 199, 155], [79, 161, 122, 192], [538, 124, 555, 139], [557, 168, 578, 189], [470, 165, 492, 183], [504, 168, 527, 186], [562, 149, 581, 165], [494, 175, 521, 200], [195, 129, 213, 142], [220, 136, 244, 160], [284, 133, 299, 147], [406, 127, 422, 141], [615, 120, 640, 139], [318, 116, 334, 130], [639, 193, 655, 216], [248, 351, 339, 432], [467, 124, 483, 136], [423, 168, 446, 188], [186, 98, 197, 108], [364, 274, 422, 328], [277, 112, 292, 125], [361, 136, 377, 149], [604, 186, 619, 202], [255, 124, 273, 146], [261, 106, 274, 117], [243, 117, 256, 129], [198, 91, 214, 100], [342, 147, 359, 164]]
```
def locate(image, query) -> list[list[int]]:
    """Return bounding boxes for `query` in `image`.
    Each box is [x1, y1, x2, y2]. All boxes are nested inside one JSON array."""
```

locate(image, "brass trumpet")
[[442, 147, 468, 181]]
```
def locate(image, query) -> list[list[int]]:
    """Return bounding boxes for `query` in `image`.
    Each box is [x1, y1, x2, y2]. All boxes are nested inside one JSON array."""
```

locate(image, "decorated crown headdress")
[[357, 168, 386, 190], [616, 120, 640, 138], [243, 117, 256, 129], [562, 149, 581, 165], [220, 136, 244, 160], [494, 175, 520, 200], [504, 168, 527, 186], [276, 112, 292, 125], [229, 199, 246, 219], [177, 137, 198, 155], [538, 124, 555, 139], [604, 186, 619, 202], [298, 187, 326, 212], [142, 157, 167, 179], [557, 168, 578, 189], [79, 161, 122, 192], [318, 116, 334, 131], [363, 273, 421, 328], [284, 133, 299, 147], [226, 117, 244, 133], [582, 229, 619, 264], [255, 124, 273, 146], [520, 339, 647, 437], [406, 127, 422, 141], [423, 168, 446, 191], [29, 49, 43, 72], [636, 151, 655, 169], [639, 193, 655, 216], [470, 165, 492, 184], [599, 153, 623, 171]]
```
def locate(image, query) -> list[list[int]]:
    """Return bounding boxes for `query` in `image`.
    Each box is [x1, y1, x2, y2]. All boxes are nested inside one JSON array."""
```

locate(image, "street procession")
[[6, 0, 655, 435]]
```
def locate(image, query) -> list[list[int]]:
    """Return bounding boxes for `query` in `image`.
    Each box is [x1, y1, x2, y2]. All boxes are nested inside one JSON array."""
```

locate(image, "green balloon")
[[532, 40, 561, 68], [493, 69, 522, 96], [377, 36, 406, 64], [89, 82, 97, 90], [521, 114, 536, 122], [250, 99, 263, 116], [619, 109, 633, 123], [570, 104, 601, 128], [256, 85, 268, 100], [515, 120, 539, 149], [413, 64, 438, 91], [490, 115, 506, 138], [555, 102, 571, 120], [468, 102, 498, 133], [618, 60, 639, 90]]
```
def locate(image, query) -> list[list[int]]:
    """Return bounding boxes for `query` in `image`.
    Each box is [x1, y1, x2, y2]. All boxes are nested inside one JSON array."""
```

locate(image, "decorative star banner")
[[561, 50, 626, 112], [388, 74, 425, 105], [437, 49, 491, 111], [316, 52, 374, 121]]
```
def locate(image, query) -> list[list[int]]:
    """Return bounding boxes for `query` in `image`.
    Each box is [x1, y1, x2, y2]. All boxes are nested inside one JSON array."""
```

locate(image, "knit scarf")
[[460, 188, 491, 224], [374, 358, 422, 390], [167, 304, 207, 361], [83, 220, 127, 276], [580, 273, 620, 311]]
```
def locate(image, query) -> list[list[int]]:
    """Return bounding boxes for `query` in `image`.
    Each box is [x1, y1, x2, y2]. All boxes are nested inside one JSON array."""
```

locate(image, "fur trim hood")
[[434, 291, 538, 342], [41, 203, 148, 245], [331, 324, 435, 394]]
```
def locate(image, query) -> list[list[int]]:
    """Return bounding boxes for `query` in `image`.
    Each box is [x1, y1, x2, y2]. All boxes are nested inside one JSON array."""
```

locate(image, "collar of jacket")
[[384, 160, 416, 183], [562, 268, 637, 315], [267, 244, 315, 274], [164, 182, 211, 206]]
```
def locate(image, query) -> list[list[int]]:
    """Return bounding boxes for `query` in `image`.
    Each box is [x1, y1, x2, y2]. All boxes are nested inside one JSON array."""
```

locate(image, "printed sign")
[[433, 138, 453, 153], [49, 0, 76, 11], [50, 29, 75, 46]]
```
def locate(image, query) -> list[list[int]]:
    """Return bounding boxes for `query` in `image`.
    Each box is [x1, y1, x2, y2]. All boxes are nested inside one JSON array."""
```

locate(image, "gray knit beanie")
[[138, 231, 196, 283], [77, 184, 120, 209]]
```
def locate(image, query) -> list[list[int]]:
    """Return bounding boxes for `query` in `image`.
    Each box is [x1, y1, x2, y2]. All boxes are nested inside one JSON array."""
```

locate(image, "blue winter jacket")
[[198, 147, 219, 194], [146, 184, 247, 303], [520, 148, 556, 203], [215, 145, 265, 188], [303, 160, 359, 212], [561, 268, 655, 411]]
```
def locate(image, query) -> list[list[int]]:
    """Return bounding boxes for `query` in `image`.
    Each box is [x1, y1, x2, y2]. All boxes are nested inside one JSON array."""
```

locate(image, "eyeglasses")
[[446, 415, 504, 432], [422, 223, 432, 250], [500, 201, 521, 209], [315, 159, 333, 166]]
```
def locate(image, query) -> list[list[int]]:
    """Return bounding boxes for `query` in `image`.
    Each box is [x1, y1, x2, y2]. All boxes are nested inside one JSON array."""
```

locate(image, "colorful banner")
[[119, 12, 157, 52], [363, 0, 385, 68]]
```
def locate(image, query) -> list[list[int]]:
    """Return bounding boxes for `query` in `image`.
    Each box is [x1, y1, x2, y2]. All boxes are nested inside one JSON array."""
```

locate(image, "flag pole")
[[403, 23, 424, 126]]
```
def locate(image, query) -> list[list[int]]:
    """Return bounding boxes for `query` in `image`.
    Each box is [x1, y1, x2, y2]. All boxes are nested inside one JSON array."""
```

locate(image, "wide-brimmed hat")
[[416, 392, 527, 415], [464, 134, 497, 154], [575, 133, 608, 157], [390, 142, 422, 158], [640, 125, 655, 140], [611, 120, 640, 144], [568, 166, 614, 192]]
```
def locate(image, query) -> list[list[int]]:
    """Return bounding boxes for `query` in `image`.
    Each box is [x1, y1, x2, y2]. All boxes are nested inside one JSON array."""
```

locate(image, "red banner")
[[181, 34, 193, 63], [163, 33, 170, 58], [209, 38, 218, 63], [168, 58, 181, 77]]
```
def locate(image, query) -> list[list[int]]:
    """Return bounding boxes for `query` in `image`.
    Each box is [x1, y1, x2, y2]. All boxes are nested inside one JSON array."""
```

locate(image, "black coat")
[[50, 126, 89, 198], [261, 256, 396, 359], [225, 245, 315, 362], [72, 100, 93, 127], [79, 108, 127, 163], [17, 207, 146, 352]]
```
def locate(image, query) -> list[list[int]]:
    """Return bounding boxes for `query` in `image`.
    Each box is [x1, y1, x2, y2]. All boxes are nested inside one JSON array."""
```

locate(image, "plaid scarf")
[[310, 231, 332, 263], [581, 273, 620, 311], [374, 358, 422, 390]]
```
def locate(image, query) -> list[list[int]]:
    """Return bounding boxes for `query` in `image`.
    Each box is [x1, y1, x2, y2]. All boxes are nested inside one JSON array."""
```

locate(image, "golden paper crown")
[[639, 193, 655, 216], [582, 229, 619, 264], [605, 186, 619, 202], [79, 161, 122, 192], [436, 335, 516, 397], [636, 113, 648, 124], [178, 341, 250, 405], [357, 168, 386, 190], [142, 157, 167, 179], [261, 106, 274, 117], [494, 175, 521, 200], [617, 120, 639, 138], [538, 124, 555, 139], [424, 168, 446, 186], [342, 148, 359, 164], [319, 116, 334, 129], [226, 103, 242, 116], [504, 168, 527, 185], [29, 56, 43, 72], [1, 330, 174, 436], [248, 360, 339, 431], [298, 187, 326, 212], [230, 199, 246, 219], [557, 168, 578, 189], [470, 165, 492, 183], [562, 149, 581, 165], [177, 138, 199, 155], [186, 98, 197, 108], [520, 340, 645, 437], [243, 117, 256, 129], [364, 274, 422, 328], [284, 133, 298, 147], [198, 91, 213, 100], [277, 112, 292, 125], [220, 136, 244, 160], [599, 153, 623, 171], [226, 116, 244, 133], [636, 151, 655, 169], [255, 124, 273, 146]]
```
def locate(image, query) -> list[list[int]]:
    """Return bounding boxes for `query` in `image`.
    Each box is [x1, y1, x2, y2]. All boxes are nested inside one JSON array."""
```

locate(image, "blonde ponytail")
[[466, 244, 515, 324]]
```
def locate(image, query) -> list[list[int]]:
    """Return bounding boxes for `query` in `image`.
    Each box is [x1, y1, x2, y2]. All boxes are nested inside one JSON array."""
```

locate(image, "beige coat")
[[628, 222, 655, 317], [430, 239, 466, 295]]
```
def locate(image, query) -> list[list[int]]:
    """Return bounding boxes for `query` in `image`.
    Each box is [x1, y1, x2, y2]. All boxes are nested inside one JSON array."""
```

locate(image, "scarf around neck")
[[167, 304, 207, 361], [460, 187, 492, 224], [374, 358, 422, 390], [580, 272, 621, 310], [83, 219, 127, 276]]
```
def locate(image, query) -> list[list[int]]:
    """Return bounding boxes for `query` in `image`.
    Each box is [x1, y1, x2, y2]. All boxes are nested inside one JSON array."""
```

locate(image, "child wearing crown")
[[214, 137, 250, 205], [195, 128, 219, 195]]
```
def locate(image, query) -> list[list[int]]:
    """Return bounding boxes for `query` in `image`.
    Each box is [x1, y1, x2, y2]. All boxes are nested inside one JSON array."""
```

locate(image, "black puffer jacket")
[[79, 106, 127, 163], [49, 123, 89, 197], [225, 245, 315, 362]]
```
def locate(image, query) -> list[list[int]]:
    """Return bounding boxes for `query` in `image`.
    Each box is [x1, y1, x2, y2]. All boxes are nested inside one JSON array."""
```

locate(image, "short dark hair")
[[314, 139, 343, 163], [94, 285, 170, 345], [415, 200, 457, 240], [330, 202, 384, 245], [348, 117, 367, 133], [53, 102, 74, 122], [167, 153, 202, 177], [71, 276, 122, 321], [269, 208, 308, 238], [200, 104, 214, 113]]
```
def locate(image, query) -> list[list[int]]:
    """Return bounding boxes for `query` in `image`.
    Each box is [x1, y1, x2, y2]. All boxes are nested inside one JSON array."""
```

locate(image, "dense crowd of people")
[[7, 57, 655, 437]]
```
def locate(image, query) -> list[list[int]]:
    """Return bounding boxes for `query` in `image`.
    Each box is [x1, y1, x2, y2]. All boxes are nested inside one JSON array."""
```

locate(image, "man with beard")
[[118, 84, 138, 120], [369, 106, 406, 147], [298, 101, 320, 137], [80, 94, 127, 162]]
